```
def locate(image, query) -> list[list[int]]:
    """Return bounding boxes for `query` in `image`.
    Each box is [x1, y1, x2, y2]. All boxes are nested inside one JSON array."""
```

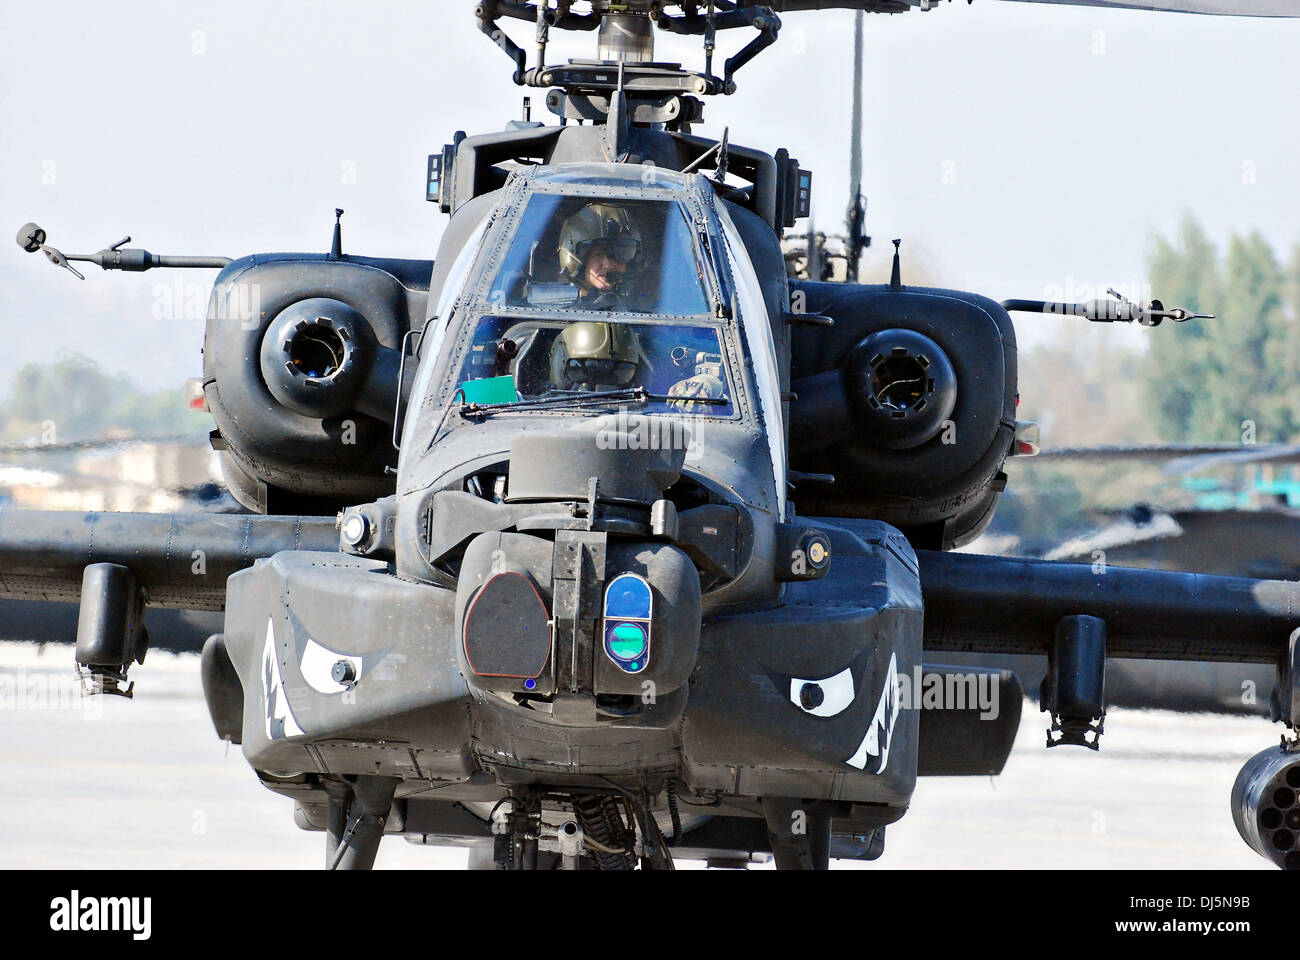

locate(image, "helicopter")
[[5, 1, 1300, 871]]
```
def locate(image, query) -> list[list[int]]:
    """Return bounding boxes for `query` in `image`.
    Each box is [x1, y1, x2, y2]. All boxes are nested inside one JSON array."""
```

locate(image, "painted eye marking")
[[788, 666, 855, 717], [299, 638, 363, 694]]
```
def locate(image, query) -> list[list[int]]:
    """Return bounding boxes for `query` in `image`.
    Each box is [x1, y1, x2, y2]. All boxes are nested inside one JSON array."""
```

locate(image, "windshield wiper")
[[429, 389, 643, 449], [463, 387, 728, 417], [693, 220, 729, 319], [427, 386, 728, 449]]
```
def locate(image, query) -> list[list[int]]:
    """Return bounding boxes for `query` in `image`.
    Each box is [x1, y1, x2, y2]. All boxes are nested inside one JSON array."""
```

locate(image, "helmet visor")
[[579, 237, 640, 266]]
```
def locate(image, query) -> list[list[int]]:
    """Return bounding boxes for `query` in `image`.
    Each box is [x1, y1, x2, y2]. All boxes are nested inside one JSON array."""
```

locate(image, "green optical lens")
[[608, 622, 647, 661]]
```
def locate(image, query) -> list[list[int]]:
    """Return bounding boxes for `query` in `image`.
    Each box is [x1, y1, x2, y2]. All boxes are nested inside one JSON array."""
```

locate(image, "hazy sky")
[[2, 0, 1297, 392]]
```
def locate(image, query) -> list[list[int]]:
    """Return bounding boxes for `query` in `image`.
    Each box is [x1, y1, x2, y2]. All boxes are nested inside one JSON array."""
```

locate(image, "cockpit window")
[[452, 315, 734, 417], [487, 196, 712, 317]]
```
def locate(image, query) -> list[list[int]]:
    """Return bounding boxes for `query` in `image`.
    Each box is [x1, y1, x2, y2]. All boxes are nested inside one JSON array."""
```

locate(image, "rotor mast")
[[475, 2, 783, 130], [597, 12, 656, 62]]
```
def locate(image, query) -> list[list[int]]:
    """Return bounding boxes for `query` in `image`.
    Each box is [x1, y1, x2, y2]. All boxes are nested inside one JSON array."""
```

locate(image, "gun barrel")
[[151, 254, 232, 269], [68, 248, 233, 271]]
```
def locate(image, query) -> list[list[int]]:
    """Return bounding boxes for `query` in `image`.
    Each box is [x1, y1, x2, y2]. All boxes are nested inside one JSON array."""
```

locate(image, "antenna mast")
[[845, 10, 870, 282]]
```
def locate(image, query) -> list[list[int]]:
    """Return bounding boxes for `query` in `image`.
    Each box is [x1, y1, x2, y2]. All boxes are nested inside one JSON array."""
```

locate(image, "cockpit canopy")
[[419, 163, 743, 421], [487, 194, 712, 317], [403, 160, 787, 519]]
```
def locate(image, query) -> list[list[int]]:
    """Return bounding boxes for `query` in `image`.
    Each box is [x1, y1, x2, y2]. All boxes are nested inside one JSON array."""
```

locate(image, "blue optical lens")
[[604, 574, 652, 619]]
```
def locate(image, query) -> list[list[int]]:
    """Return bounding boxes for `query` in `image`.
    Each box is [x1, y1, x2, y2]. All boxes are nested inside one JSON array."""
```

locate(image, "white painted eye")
[[788, 666, 855, 717], [299, 638, 362, 694]]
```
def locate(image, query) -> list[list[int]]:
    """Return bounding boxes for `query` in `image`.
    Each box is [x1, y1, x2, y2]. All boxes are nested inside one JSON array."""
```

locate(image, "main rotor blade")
[[1034, 443, 1300, 473], [763, 0, 1297, 17], [990, 0, 1297, 17]]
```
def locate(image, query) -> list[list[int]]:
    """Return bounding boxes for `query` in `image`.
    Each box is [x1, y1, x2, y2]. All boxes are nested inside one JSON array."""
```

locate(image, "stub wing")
[[916, 549, 1300, 730], [0, 509, 337, 611], [919, 549, 1299, 664]]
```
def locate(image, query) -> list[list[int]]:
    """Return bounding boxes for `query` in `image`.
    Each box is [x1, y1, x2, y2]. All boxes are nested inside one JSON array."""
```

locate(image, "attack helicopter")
[[7, 1, 1300, 871]]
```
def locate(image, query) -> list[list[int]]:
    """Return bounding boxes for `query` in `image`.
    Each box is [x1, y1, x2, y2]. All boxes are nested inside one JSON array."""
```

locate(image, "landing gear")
[[762, 797, 831, 870], [492, 792, 545, 870], [324, 775, 399, 870], [572, 795, 639, 870], [468, 845, 566, 870], [484, 788, 675, 870]]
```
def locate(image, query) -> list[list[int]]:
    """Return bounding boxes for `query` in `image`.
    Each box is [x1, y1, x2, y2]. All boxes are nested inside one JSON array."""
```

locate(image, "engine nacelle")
[[1231, 743, 1300, 870], [789, 283, 1018, 549], [203, 254, 431, 513]]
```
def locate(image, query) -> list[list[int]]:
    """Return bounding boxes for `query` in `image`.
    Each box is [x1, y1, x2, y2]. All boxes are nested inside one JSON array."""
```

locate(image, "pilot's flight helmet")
[[557, 203, 643, 280], [549, 321, 641, 389]]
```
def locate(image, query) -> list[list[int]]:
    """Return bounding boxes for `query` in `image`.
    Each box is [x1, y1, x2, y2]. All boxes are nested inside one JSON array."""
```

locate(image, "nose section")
[[506, 416, 688, 506], [451, 419, 701, 723], [461, 567, 553, 683], [454, 530, 702, 722]]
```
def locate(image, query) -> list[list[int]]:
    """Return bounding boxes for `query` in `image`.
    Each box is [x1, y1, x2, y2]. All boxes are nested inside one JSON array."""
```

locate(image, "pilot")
[[548, 322, 728, 412], [549, 321, 642, 392], [557, 203, 643, 310], [666, 350, 727, 413]]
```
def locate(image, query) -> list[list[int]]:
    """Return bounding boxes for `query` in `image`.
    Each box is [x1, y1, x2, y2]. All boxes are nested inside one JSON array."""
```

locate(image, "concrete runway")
[[0, 641, 1275, 870]]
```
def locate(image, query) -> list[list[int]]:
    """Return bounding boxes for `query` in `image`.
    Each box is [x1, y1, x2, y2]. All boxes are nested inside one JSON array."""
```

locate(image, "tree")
[[0, 352, 203, 443], [1144, 216, 1299, 443], [993, 216, 1298, 551]]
